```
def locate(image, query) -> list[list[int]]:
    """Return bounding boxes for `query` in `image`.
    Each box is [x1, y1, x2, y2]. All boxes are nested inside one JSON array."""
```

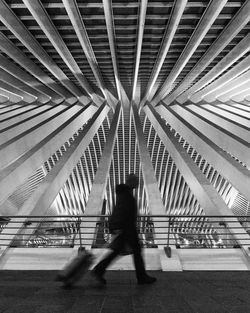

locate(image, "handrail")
[[1, 214, 250, 218], [0, 215, 249, 254]]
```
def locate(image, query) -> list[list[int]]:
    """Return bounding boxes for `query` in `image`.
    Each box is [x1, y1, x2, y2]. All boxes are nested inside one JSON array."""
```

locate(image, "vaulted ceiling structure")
[[0, 0, 249, 242]]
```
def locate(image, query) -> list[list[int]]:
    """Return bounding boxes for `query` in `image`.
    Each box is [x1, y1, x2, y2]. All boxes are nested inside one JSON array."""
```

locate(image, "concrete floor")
[[1, 270, 250, 313]]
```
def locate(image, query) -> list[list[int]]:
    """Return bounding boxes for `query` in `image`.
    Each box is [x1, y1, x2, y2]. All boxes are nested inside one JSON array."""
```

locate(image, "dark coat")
[[109, 184, 138, 234]]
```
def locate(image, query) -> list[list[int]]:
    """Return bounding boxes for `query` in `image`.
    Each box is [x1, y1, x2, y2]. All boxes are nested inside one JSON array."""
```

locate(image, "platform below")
[[1, 247, 250, 271], [1, 270, 250, 313]]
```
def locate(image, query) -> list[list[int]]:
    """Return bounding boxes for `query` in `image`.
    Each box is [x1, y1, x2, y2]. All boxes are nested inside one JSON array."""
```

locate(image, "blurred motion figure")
[[92, 173, 157, 285]]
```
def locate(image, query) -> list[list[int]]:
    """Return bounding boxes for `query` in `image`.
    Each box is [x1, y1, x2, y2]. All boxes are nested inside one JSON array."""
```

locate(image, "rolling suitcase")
[[56, 248, 94, 288], [56, 218, 95, 287]]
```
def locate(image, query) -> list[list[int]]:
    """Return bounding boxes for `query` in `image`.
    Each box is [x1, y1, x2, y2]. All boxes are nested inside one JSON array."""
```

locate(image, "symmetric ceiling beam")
[[132, 102, 166, 216], [0, 102, 50, 135], [166, 0, 250, 105], [4, 12, 243, 22], [189, 102, 250, 141], [207, 70, 250, 102], [2, 23, 244, 34], [155, 103, 250, 202], [227, 101, 250, 112], [6, 2, 245, 10], [0, 80, 35, 103], [151, 0, 228, 106], [0, 32, 69, 103], [0, 54, 52, 104], [0, 68, 46, 103], [231, 88, 250, 103], [132, 0, 148, 102], [84, 101, 121, 215], [103, 0, 122, 103], [0, 102, 17, 110], [0, 102, 98, 212], [144, 102, 250, 257], [0, 101, 42, 119], [62, 0, 116, 108], [21, 102, 110, 217], [0, 103, 109, 251], [0, 0, 89, 105], [22, 0, 103, 106], [170, 102, 250, 165], [80, 102, 121, 246], [0, 95, 8, 103], [213, 103, 250, 119], [139, 0, 187, 108], [0, 87, 22, 103], [0, 103, 82, 167], [131, 102, 177, 248], [190, 53, 250, 103]]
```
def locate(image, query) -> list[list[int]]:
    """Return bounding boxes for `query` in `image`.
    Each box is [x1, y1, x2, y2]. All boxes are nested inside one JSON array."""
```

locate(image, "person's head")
[[126, 173, 139, 189]]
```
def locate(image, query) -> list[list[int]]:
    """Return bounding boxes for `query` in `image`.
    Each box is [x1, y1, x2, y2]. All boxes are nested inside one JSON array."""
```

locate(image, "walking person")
[[92, 173, 157, 285]]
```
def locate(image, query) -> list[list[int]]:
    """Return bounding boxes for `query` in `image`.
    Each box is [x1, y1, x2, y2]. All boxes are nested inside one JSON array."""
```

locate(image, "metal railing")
[[0, 215, 250, 252]]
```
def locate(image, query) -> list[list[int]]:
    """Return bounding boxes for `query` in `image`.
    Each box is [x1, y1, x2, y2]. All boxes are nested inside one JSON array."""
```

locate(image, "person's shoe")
[[137, 275, 157, 285], [91, 268, 106, 285]]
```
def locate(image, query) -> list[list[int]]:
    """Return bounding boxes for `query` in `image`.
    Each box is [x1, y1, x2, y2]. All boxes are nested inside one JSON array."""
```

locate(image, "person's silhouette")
[[92, 173, 157, 285]]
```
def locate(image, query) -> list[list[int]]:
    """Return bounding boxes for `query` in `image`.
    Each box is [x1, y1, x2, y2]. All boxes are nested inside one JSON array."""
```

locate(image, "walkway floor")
[[1, 270, 250, 313]]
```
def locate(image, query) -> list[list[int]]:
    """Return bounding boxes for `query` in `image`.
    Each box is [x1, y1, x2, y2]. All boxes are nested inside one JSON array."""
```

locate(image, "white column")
[[0, 102, 110, 254], [155, 103, 250, 202], [132, 102, 176, 250], [144, 103, 250, 258], [78, 102, 121, 247], [0, 103, 97, 211]]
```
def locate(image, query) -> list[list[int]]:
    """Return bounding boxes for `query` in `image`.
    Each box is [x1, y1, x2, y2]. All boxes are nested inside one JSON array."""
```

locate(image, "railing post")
[[164, 216, 172, 258], [77, 217, 84, 253]]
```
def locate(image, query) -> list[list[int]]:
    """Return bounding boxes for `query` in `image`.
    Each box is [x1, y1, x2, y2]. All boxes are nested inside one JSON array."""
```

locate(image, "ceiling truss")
[[0, 1, 249, 252]]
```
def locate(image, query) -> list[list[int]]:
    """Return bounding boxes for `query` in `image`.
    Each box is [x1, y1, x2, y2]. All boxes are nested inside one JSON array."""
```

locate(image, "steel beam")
[[0, 80, 35, 104], [0, 32, 68, 103], [212, 102, 250, 119], [167, 103, 250, 167], [0, 103, 83, 166], [62, 0, 116, 107], [132, 0, 148, 102], [0, 95, 8, 103], [103, 0, 122, 103], [0, 87, 22, 103], [216, 71, 250, 102], [132, 102, 177, 248], [190, 53, 250, 103], [0, 103, 110, 253], [155, 103, 250, 202], [139, 0, 187, 108], [164, 1, 250, 105], [0, 102, 97, 210], [79, 102, 121, 246], [199, 103, 249, 128], [0, 0, 89, 104], [0, 68, 43, 103], [144, 102, 250, 257], [22, 0, 103, 106], [151, 0, 227, 105], [0, 54, 51, 104], [231, 88, 250, 103]]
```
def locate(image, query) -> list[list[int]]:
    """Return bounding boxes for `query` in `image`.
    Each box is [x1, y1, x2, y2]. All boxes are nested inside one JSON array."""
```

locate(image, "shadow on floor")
[[0, 270, 250, 313]]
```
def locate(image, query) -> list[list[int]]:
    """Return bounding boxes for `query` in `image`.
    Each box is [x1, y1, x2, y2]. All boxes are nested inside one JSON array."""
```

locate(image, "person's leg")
[[94, 249, 120, 275], [126, 231, 146, 280], [92, 234, 124, 283], [127, 231, 157, 284], [132, 243, 146, 280]]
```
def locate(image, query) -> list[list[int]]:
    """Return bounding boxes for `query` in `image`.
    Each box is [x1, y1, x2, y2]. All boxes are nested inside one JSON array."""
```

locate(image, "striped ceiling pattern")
[[0, 1, 249, 244]]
